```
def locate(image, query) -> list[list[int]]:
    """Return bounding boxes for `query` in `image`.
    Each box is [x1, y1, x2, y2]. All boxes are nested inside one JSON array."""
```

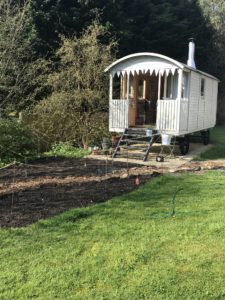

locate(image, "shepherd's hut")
[[105, 40, 219, 161]]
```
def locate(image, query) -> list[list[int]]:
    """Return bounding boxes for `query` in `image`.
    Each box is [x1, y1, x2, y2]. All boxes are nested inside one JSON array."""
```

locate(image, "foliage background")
[[0, 0, 225, 150]]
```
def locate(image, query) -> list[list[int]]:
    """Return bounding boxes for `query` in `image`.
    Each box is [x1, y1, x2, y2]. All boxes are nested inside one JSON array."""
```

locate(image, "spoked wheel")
[[201, 130, 210, 145], [179, 136, 190, 155]]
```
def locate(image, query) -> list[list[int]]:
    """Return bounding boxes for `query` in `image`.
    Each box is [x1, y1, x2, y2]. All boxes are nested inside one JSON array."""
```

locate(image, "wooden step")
[[119, 145, 147, 151], [113, 152, 147, 159], [125, 129, 147, 135], [123, 133, 148, 137], [120, 139, 150, 144]]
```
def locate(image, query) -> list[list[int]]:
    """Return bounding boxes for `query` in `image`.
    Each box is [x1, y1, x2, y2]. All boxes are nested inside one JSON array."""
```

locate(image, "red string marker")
[[135, 177, 140, 186]]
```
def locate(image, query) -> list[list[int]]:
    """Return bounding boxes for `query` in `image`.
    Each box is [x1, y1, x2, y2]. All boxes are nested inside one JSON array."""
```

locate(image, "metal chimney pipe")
[[187, 38, 196, 69]]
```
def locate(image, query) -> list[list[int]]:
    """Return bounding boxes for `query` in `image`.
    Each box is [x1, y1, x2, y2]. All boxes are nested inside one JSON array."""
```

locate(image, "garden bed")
[[0, 157, 156, 227], [1, 156, 225, 228]]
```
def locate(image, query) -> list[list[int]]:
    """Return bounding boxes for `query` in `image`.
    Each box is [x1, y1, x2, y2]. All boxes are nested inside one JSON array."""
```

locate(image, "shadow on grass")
[[195, 127, 225, 160]]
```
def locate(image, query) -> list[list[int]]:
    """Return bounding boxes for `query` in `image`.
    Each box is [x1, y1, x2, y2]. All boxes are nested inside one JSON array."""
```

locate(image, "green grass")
[[195, 126, 225, 160], [1, 171, 225, 299]]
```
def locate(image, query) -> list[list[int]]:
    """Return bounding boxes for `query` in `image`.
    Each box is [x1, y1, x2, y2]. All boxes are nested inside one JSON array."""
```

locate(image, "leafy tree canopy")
[[30, 0, 213, 69]]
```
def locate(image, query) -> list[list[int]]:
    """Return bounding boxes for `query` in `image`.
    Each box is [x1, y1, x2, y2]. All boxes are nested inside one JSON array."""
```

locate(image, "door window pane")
[[113, 74, 121, 99], [129, 75, 134, 98], [182, 72, 189, 99], [138, 79, 144, 99], [166, 72, 178, 99]]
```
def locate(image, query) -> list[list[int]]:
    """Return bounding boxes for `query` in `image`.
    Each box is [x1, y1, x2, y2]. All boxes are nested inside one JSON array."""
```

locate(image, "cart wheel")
[[156, 155, 164, 162], [179, 136, 189, 155], [201, 130, 210, 145]]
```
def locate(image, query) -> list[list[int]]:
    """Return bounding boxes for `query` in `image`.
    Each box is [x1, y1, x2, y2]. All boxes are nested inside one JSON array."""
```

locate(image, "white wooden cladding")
[[179, 100, 189, 131], [188, 72, 199, 132], [157, 99, 179, 132], [188, 72, 218, 133], [156, 99, 188, 133], [109, 99, 129, 132]]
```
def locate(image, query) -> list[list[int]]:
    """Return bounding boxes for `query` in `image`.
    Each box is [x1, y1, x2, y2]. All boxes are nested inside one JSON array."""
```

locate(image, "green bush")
[[45, 142, 91, 158], [23, 20, 115, 150], [0, 119, 37, 162], [24, 108, 109, 150]]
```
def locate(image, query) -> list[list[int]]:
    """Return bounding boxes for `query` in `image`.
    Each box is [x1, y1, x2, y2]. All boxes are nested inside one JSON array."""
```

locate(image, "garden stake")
[[126, 144, 129, 177], [135, 176, 140, 186]]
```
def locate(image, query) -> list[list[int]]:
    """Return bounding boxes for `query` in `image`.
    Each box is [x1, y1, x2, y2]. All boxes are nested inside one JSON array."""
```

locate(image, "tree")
[[29, 0, 98, 56], [0, 0, 50, 112], [27, 20, 116, 148], [0, 0, 30, 110], [198, 0, 225, 124], [29, 0, 213, 68]]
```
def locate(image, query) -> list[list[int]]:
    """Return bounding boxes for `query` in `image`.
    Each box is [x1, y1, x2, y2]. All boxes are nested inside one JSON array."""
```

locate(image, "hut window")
[[138, 79, 144, 99], [113, 74, 121, 99], [166, 73, 178, 99], [201, 78, 205, 98], [129, 75, 134, 98], [182, 72, 189, 99]]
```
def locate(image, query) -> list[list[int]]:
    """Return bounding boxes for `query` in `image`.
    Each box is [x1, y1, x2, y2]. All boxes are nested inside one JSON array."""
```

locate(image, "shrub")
[[24, 19, 116, 149], [0, 119, 37, 162], [24, 108, 109, 150], [45, 142, 91, 158]]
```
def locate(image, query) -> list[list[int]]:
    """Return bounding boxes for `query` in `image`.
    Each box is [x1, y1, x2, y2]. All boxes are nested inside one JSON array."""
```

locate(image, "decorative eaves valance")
[[112, 67, 178, 78]]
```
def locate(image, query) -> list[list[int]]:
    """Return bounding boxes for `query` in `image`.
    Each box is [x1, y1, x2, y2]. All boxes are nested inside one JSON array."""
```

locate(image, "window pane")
[[129, 75, 134, 98], [166, 72, 178, 99], [113, 75, 121, 99], [182, 72, 189, 98], [138, 79, 144, 99], [201, 78, 205, 98]]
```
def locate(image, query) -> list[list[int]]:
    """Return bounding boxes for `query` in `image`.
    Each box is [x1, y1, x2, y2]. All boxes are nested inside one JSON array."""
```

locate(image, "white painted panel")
[[109, 99, 129, 132], [179, 100, 189, 131], [198, 99, 205, 129], [188, 73, 218, 133], [211, 80, 218, 126], [200, 78, 218, 130], [188, 72, 200, 132], [204, 79, 214, 128], [156, 99, 181, 133]]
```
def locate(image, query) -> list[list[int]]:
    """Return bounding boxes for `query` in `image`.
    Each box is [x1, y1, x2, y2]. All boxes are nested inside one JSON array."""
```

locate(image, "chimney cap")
[[188, 37, 195, 43]]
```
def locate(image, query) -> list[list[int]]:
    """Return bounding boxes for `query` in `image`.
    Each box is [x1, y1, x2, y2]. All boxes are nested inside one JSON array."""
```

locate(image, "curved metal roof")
[[104, 52, 184, 72], [105, 52, 219, 81]]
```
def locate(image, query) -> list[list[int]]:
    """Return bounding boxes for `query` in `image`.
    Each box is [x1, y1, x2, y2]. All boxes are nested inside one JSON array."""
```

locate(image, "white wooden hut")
[[105, 40, 219, 160]]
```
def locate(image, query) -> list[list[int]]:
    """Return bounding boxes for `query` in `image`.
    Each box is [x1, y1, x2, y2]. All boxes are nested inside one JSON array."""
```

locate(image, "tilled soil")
[[1, 157, 225, 228], [0, 157, 160, 228]]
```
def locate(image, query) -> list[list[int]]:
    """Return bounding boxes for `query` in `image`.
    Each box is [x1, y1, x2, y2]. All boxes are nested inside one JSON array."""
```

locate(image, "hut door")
[[127, 74, 136, 127]]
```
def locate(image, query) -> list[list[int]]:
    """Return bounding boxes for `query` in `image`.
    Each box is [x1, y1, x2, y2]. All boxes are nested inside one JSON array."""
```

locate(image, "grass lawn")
[[1, 171, 225, 299], [195, 126, 225, 160]]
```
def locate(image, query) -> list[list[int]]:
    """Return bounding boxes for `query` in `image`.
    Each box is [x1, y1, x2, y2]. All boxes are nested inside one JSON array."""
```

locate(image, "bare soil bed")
[[0, 157, 159, 228], [1, 156, 225, 228]]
